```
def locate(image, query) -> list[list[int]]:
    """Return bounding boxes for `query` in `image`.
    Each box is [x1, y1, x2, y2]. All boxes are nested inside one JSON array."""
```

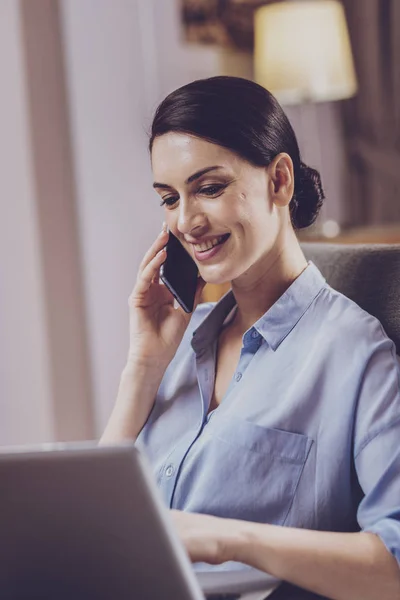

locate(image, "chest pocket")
[[172, 413, 313, 526]]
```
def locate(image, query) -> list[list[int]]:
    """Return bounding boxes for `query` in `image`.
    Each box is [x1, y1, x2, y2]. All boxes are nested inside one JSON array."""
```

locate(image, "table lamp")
[[254, 0, 357, 235], [254, 0, 357, 104]]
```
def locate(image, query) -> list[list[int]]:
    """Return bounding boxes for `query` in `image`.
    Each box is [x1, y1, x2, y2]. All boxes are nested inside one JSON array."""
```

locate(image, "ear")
[[267, 153, 295, 207]]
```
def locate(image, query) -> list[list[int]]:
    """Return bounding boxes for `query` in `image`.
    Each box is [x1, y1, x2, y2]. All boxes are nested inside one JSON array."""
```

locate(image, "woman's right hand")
[[126, 226, 205, 374], [101, 226, 205, 443]]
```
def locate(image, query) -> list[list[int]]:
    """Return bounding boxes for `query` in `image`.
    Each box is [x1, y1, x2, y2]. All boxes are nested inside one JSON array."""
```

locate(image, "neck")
[[230, 228, 308, 334]]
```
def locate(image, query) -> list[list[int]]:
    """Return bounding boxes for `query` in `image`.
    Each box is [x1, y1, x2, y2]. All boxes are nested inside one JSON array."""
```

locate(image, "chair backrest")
[[301, 243, 400, 355]]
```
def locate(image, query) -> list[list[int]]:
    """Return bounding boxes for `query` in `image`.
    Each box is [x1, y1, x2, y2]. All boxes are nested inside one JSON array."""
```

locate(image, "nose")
[[176, 197, 206, 235]]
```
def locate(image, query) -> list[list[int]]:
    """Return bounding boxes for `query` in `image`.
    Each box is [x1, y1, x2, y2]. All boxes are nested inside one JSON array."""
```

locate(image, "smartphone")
[[159, 231, 199, 313]]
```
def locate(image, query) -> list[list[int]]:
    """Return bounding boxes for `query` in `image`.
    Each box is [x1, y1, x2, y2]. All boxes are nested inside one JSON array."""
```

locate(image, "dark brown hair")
[[150, 76, 324, 229]]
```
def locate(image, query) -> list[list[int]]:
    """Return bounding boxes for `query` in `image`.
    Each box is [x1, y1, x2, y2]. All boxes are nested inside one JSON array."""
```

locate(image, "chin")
[[199, 266, 236, 287]]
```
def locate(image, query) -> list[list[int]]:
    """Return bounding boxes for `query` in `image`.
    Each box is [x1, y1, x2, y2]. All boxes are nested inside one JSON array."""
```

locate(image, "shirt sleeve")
[[354, 333, 400, 566]]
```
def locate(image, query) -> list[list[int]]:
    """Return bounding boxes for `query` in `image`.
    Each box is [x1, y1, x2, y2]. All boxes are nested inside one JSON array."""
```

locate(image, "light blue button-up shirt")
[[136, 262, 400, 586]]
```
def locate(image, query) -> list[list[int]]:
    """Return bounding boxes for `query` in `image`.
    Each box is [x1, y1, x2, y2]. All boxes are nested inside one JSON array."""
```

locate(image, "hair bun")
[[291, 162, 325, 229]]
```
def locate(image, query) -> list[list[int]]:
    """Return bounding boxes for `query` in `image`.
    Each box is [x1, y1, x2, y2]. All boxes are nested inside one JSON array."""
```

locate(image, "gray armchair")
[[301, 243, 400, 355]]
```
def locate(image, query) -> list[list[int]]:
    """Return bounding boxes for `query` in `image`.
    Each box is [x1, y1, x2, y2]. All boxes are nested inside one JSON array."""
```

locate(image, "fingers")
[[134, 247, 166, 298], [138, 227, 168, 277]]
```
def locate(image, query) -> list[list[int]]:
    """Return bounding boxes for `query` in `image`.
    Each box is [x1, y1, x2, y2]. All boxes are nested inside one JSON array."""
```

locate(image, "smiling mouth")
[[193, 233, 230, 253]]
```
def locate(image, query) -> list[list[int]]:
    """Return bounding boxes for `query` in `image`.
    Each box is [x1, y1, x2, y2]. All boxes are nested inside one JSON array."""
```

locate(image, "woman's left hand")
[[170, 509, 238, 565]]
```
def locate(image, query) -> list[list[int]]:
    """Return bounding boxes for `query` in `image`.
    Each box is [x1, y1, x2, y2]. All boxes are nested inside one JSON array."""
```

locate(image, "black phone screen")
[[160, 232, 199, 313]]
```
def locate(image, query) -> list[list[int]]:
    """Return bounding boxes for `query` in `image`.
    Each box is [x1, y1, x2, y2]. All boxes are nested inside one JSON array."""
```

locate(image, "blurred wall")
[[0, 0, 53, 444], [0, 0, 93, 445], [342, 0, 400, 226]]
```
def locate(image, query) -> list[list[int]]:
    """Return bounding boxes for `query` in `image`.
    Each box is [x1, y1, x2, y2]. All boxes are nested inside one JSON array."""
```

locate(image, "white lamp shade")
[[254, 0, 358, 104]]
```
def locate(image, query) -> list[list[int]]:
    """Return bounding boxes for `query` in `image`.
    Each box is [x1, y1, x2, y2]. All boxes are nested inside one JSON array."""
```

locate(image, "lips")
[[192, 233, 230, 253], [191, 233, 230, 262]]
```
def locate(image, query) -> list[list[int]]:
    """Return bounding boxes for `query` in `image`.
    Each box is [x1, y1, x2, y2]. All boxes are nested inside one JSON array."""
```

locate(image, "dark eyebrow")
[[153, 166, 223, 190]]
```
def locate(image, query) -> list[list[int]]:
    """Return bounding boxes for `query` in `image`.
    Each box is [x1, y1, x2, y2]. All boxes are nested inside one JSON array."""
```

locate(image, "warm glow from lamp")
[[254, 0, 357, 104]]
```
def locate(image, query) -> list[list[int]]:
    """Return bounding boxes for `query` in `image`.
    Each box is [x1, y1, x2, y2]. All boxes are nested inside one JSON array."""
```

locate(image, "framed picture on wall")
[[180, 0, 269, 51]]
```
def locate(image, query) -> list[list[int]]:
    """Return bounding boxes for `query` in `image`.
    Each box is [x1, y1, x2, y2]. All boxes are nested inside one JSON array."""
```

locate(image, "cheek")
[[233, 190, 275, 243], [164, 210, 178, 234], [231, 191, 266, 228], [218, 190, 249, 223]]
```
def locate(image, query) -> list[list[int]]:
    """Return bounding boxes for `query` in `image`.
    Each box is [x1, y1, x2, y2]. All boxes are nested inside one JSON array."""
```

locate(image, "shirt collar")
[[191, 262, 326, 354]]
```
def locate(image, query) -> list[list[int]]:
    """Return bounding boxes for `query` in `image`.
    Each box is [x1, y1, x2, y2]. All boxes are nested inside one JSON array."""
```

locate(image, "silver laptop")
[[0, 442, 276, 599]]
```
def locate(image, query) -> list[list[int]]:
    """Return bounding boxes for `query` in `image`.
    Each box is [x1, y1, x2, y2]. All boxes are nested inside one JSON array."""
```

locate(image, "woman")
[[101, 76, 400, 599]]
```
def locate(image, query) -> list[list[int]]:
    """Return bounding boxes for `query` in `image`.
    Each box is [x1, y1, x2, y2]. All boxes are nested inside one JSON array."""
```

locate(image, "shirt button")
[[165, 464, 175, 478], [251, 330, 259, 339], [235, 372, 242, 382]]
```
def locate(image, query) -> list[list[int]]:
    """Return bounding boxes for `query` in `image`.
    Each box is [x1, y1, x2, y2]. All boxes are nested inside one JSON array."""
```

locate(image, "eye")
[[159, 183, 227, 207], [160, 195, 179, 207], [198, 183, 227, 196]]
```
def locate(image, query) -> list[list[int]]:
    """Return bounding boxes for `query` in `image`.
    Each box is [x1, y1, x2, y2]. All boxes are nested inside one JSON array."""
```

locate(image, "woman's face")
[[151, 133, 291, 285]]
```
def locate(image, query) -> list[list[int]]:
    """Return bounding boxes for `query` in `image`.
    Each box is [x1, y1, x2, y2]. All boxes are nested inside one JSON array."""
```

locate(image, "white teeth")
[[193, 235, 225, 252]]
